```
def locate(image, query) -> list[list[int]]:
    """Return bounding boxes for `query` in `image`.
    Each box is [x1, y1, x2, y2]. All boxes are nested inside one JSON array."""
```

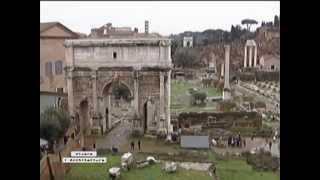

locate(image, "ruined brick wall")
[[237, 71, 280, 81], [177, 112, 262, 129]]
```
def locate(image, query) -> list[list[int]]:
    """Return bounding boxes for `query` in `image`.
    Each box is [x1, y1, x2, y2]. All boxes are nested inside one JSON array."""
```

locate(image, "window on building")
[[271, 65, 275, 70], [57, 88, 64, 94], [45, 62, 53, 76], [55, 61, 63, 75], [113, 52, 117, 59]]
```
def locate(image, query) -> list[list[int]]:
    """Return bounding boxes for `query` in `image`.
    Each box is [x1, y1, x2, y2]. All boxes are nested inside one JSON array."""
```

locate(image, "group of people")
[[130, 140, 141, 151], [227, 133, 246, 148]]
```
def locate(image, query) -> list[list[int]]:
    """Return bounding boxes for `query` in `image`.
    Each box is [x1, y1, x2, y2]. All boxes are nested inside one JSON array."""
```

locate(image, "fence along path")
[[40, 136, 81, 180]]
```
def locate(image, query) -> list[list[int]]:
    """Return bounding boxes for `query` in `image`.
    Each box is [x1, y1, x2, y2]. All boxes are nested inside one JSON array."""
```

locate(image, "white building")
[[259, 55, 280, 71], [183, 36, 193, 48]]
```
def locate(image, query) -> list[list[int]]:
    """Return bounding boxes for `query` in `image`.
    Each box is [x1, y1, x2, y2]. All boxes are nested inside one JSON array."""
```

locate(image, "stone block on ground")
[[163, 162, 177, 173], [136, 160, 149, 168], [146, 156, 158, 164], [121, 152, 133, 165], [211, 139, 217, 146], [109, 167, 120, 179]]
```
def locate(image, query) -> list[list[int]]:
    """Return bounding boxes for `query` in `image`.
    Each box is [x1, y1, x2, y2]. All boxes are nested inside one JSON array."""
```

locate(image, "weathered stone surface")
[[211, 139, 217, 146], [163, 162, 177, 173], [146, 156, 157, 164], [178, 162, 212, 171], [121, 152, 133, 164], [66, 37, 173, 135], [136, 161, 149, 168], [109, 167, 121, 177]]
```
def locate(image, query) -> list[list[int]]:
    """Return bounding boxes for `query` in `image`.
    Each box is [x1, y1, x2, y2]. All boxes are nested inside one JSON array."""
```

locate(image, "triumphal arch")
[[64, 38, 172, 136]]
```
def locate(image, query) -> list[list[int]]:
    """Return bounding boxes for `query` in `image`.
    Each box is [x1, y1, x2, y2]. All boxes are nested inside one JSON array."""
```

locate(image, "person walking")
[[228, 136, 232, 147], [231, 137, 234, 147], [269, 141, 272, 150], [138, 140, 141, 151], [130, 141, 135, 151]]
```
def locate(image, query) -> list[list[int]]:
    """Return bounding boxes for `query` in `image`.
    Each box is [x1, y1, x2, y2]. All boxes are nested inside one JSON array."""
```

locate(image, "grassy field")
[[171, 80, 221, 113], [64, 154, 213, 180], [216, 159, 279, 180], [65, 153, 279, 180]]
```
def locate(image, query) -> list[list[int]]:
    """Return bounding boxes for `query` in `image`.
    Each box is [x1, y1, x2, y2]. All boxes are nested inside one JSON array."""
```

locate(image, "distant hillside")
[[170, 20, 280, 70]]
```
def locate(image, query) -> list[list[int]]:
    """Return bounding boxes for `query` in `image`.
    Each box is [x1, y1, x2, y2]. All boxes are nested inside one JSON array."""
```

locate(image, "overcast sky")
[[40, 1, 280, 36]]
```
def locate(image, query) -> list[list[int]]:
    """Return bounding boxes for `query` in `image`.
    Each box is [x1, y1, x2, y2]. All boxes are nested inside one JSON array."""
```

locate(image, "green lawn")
[[216, 159, 279, 180], [65, 154, 212, 180], [171, 80, 221, 113], [65, 150, 279, 180]]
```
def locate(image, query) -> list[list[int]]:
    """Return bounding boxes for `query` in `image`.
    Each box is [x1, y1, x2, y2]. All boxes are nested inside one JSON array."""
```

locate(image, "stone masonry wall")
[[40, 38, 67, 92]]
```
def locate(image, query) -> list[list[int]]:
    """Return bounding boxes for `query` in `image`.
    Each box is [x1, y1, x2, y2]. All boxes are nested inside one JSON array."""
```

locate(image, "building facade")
[[259, 55, 280, 71], [64, 37, 173, 136], [183, 36, 193, 48], [40, 22, 79, 93]]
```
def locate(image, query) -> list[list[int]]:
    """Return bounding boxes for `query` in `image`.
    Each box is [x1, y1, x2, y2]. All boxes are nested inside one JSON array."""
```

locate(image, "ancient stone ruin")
[[64, 37, 173, 138]]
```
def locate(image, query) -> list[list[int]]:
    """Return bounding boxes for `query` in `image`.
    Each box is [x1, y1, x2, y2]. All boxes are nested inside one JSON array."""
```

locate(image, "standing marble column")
[[254, 46, 258, 67], [92, 70, 98, 116], [159, 72, 165, 119], [166, 70, 172, 133], [223, 45, 231, 100], [249, 46, 253, 67], [221, 63, 225, 78], [133, 71, 139, 117], [107, 94, 112, 129], [244, 46, 247, 68]]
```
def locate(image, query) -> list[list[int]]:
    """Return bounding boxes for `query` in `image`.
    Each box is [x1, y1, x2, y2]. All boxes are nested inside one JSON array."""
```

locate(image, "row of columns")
[[244, 45, 257, 68]]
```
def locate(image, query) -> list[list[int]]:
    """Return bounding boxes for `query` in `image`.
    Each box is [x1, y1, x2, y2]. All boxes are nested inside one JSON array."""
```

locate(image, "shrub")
[[40, 107, 70, 149], [244, 151, 279, 172], [255, 101, 266, 108], [190, 91, 207, 106], [219, 101, 237, 112], [157, 130, 167, 139], [188, 88, 197, 94], [131, 130, 142, 138]]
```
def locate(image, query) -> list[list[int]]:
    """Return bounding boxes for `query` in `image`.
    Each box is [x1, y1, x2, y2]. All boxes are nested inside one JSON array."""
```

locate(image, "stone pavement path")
[[96, 118, 133, 150]]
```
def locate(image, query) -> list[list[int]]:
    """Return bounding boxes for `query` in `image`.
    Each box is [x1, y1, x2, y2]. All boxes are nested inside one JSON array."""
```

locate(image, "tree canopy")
[[40, 107, 70, 146], [173, 48, 200, 68], [274, 15, 280, 27], [241, 19, 258, 31]]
